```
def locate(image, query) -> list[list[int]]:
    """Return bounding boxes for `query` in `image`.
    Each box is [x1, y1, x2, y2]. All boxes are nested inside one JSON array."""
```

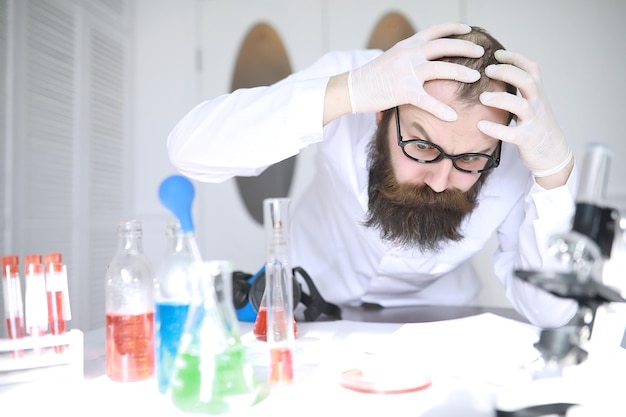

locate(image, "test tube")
[[2, 255, 25, 357], [24, 254, 49, 353], [45, 253, 68, 353]]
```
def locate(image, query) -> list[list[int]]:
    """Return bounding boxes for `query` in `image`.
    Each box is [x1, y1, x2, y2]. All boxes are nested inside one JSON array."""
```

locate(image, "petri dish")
[[339, 367, 432, 394]]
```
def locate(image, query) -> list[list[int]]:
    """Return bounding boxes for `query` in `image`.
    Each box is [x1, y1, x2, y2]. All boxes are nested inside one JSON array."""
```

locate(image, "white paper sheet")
[[343, 313, 542, 388]]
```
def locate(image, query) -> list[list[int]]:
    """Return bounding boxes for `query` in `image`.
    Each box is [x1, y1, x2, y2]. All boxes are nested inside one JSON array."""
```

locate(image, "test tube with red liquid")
[[45, 253, 68, 353], [1, 255, 25, 357], [24, 254, 49, 353]]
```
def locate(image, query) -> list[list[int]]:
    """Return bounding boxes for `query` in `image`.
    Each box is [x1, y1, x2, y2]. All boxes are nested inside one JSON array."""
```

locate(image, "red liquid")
[[106, 311, 155, 382], [5, 317, 25, 358], [47, 290, 66, 353], [252, 306, 297, 341], [6, 317, 25, 339], [270, 347, 293, 385]]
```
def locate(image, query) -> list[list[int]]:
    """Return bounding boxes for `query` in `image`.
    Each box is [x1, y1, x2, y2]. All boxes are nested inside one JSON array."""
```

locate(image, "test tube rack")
[[0, 330, 83, 386]]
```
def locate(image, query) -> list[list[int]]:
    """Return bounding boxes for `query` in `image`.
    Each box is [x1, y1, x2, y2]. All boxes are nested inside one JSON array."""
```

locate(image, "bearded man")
[[167, 23, 577, 328]]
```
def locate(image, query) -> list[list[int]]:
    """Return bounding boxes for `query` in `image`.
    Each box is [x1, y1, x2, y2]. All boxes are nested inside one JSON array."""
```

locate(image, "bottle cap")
[[1, 255, 19, 276], [45, 253, 63, 274], [25, 254, 43, 275]]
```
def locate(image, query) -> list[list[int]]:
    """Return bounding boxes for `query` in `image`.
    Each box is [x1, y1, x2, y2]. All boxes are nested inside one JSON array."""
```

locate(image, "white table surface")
[[1, 316, 536, 417], [2, 311, 625, 416]]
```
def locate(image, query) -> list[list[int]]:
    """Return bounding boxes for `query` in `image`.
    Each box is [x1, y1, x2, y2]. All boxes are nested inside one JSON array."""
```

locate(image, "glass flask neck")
[[165, 220, 186, 253], [117, 219, 144, 253], [264, 198, 291, 264]]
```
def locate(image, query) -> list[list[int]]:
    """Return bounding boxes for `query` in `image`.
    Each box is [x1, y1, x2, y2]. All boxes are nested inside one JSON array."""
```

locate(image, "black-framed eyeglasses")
[[394, 106, 502, 174]]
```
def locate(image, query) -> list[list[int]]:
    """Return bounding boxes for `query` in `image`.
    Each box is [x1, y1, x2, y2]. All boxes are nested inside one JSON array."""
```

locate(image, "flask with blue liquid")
[[154, 219, 193, 394], [158, 174, 266, 413]]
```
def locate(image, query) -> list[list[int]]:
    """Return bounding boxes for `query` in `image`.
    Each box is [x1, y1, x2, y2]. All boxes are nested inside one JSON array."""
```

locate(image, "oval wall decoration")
[[231, 22, 294, 225], [367, 12, 415, 51]]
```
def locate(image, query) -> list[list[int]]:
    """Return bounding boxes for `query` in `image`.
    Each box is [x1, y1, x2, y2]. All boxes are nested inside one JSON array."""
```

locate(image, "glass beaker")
[[168, 260, 267, 414]]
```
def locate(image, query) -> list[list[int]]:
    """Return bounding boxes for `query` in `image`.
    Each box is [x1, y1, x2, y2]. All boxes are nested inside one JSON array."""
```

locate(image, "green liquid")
[[169, 344, 265, 414]]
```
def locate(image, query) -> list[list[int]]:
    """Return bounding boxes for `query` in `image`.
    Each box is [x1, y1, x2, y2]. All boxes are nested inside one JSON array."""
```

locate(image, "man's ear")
[[375, 111, 385, 126]]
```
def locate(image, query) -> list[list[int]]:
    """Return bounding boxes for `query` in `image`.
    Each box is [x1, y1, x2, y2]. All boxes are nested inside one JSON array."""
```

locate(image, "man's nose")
[[423, 159, 454, 193]]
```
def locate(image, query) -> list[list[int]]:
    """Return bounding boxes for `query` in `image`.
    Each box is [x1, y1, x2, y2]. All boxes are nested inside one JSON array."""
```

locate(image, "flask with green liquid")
[[158, 175, 267, 414]]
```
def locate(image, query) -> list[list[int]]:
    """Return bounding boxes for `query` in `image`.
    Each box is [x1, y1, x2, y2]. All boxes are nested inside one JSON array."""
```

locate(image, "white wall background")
[[3, 0, 623, 338], [134, 0, 626, 311]]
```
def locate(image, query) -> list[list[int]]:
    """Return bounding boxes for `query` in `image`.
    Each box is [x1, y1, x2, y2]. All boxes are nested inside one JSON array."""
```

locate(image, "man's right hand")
[[348, 22, 484, 120]]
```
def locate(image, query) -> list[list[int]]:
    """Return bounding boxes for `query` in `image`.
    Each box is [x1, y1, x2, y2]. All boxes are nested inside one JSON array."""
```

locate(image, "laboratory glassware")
[[105, 219, 155, 382], [154, 219, 193, 394], [45, 253, 69, 353], [263, 197, 296, 385], [210, 259, 240, 340], [1, 255, 25, 357], [252, 199, 298, 343], [24, 254, 48, 352], [158, 174, 266, 414]]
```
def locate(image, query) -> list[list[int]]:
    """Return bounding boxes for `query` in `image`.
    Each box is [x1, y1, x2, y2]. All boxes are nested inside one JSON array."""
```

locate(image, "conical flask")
[[168, 260, 266, 414], [159, 175, 266, 414], [263, 198, 296, 385], [252, 198, 298, 342], [252, 278, 270, 341], [210, 260, 241, 342], [252, 277, 298, 342]]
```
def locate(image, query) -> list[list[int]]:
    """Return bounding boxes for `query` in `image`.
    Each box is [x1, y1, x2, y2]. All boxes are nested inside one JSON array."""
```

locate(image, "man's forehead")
[[423, 80, 459, 106], [423, 77, 507, 102]]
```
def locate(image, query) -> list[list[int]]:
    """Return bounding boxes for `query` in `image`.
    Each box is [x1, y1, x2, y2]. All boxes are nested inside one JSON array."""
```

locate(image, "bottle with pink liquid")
[[105, 219, 155, 382]]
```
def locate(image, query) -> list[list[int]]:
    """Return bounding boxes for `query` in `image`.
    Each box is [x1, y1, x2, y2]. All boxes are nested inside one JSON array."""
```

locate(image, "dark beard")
[[363, 110, 489, 252]]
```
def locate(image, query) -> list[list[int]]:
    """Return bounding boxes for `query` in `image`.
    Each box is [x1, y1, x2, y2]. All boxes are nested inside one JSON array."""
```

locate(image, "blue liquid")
[[155, 301, 189, 393]]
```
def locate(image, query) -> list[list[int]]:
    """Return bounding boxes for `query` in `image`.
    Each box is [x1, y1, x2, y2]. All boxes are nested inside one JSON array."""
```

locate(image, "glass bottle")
[[154, 219, 192, 393], [1, 255, 25, 357], [105, 219, 155, 382], [168, 260, 267, 414]]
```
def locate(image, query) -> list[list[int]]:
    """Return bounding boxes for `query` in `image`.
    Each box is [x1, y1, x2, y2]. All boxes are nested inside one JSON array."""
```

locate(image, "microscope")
[[495, 143, 626, 417]]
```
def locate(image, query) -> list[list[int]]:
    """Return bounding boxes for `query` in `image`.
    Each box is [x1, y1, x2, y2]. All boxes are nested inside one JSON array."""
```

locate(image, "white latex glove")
[[477, 49, 573, 178], [348, 22, 484, 121]]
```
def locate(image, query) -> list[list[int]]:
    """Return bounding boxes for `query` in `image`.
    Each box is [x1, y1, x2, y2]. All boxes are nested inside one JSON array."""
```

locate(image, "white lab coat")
[[168, 49, 578, 328]]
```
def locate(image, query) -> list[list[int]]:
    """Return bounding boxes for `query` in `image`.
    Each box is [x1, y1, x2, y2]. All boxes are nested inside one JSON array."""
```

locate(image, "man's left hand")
[[477, 49, 573, 180]]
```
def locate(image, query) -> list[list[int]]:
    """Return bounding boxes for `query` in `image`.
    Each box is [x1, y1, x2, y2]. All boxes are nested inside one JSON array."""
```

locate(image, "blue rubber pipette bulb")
[[159, 174, 195, 233]]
